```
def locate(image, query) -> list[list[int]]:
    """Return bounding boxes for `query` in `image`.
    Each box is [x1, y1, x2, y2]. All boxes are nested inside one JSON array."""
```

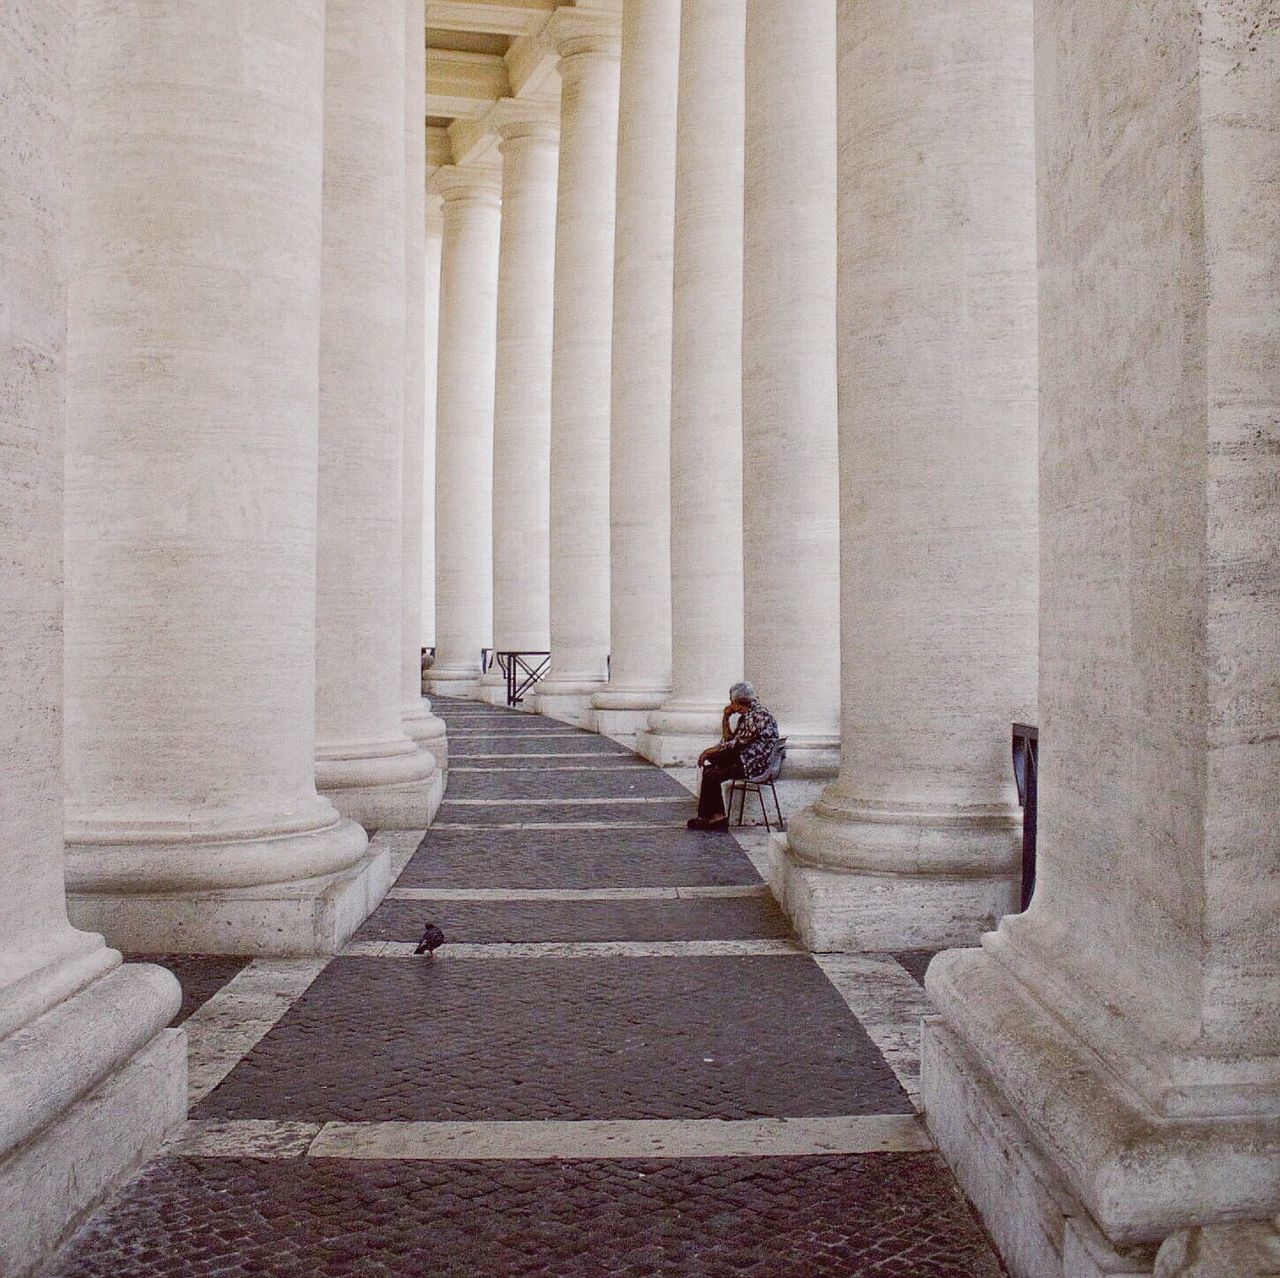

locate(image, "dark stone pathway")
[[48, 696, 1003, 1278]]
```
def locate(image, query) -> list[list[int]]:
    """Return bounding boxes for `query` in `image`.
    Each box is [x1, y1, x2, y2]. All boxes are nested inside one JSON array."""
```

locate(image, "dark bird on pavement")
[[414, 922, 446, 957]]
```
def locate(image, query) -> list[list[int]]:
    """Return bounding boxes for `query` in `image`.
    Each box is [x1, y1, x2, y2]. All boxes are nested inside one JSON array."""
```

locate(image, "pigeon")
[[414, 922, 446, 957]]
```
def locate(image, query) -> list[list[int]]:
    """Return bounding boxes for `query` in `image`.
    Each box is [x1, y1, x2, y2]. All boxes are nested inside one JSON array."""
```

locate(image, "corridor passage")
[[49, 699, 1003, 1277]]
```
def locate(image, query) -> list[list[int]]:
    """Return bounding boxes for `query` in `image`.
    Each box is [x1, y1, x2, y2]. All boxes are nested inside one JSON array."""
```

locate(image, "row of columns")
[[423, 0, 1279, 1269]]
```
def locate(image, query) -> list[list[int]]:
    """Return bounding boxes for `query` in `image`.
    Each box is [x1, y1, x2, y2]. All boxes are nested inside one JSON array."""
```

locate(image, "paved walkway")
[[49, 697, 1002, 1277]]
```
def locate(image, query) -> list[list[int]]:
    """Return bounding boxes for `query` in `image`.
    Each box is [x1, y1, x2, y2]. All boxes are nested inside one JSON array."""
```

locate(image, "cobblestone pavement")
[[49, 697, 1002, 1277]]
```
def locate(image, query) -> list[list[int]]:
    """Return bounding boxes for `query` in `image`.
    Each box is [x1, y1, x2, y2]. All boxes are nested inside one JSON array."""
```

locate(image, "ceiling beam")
[[427, 0, 556, 37], [426, 48, 510, 118]]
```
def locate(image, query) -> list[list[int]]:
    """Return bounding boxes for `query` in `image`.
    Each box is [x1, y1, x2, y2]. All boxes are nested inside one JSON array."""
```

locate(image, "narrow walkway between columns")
[[46, 698, 1003, 1276]]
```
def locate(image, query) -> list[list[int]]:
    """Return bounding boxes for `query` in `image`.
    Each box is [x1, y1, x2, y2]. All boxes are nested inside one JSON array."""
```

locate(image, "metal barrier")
[[496, 651, 551, 707], [1012, 722, 1038, 911]]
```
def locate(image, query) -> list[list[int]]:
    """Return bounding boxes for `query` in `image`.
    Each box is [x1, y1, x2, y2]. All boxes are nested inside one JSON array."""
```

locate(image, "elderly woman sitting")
[[688, 681, 780, 831]]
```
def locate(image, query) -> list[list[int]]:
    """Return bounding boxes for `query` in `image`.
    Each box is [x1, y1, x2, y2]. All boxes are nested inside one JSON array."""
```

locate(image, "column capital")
[[430, 163, 502, 208], [549, 10, 622, 62], [493, 98, 561, 146]]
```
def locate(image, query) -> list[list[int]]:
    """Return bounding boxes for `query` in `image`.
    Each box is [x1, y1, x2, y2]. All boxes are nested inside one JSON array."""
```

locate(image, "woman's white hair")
[[729, 681, 757, 704]]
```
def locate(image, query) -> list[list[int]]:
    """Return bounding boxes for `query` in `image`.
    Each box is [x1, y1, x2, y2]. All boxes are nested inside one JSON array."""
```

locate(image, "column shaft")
[[428, 167, 502, 696], [532, 29, 621, 726], [400, 0, 448, 757], [741, 0, 840, 778], [315, 0, 441, 828], [636, 0, 746, 765], [479, 116, 560, 707], [778, 0, 1037, 949], [926, 2, 1280, 1266], [65, 0, 371, 951], [587, 0, 682, 743]]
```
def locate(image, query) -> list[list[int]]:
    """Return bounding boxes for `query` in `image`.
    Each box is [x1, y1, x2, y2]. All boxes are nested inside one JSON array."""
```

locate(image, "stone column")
[[421, 199, 442, 659], [926, 3, 1280, 1271], [419, 198, 446, 761], [478, 108, 560, 708], [65, 0, 375, 952], [775, 0, 1037, 950], [314, 0, 442, 828], [636, 0, 746, 766], [400, 0, 448, 761], [741, 0, 840, 778], [0, 7, 184, 1267], [586, 0, 682, 744], [531, 23, 621, 726], [427, 164, 502, 696]]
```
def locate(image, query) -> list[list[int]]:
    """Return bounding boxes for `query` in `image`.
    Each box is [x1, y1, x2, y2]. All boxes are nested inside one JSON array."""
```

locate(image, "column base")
[[402, 698, 449, 770], [531, 678, 605, 727], [924, 946, 1280, 1263], [68, 835, 392, 956], [587, 685, 670, 742], [778, 788, 1019, 949], [0, 963, 186, 1278], [772, 732, 841, 779], [426, 664, 482, 698], [317, 738, 444, 829], [768, 837, 1017, 952], [477, 682, 511, 708], [635, 703, 725, 766], [921, 1015, 1158, 1278]]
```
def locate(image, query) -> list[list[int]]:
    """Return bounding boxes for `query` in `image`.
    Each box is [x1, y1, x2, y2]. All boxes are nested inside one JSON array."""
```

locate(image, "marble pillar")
[[586, 0, 682, 744], [314, 0, 442, 829], [775, 0, 1037, 949], [636, 0, 746, 766], [741, 0, 840, 779], [479, 110, 560, 709], [531, 25, 621, 726], [65, 0, 377, 952], [0, 10, 185, 1271], [421, 200, 441, 663], [427, 165, 502, 697], [400, 0, 448, 761], [925, 3, 1280, 1273]]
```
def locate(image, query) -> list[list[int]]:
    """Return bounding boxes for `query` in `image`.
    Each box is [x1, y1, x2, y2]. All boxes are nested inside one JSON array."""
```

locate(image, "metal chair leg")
[[770, 782, 785, 831], [757, 786, 770, 832]]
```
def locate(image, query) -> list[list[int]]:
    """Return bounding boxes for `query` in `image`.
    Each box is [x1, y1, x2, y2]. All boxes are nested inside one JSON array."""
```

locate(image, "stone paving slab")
[[352, 895, 793, 944], [133, 955, 252, 1026], [450, 733, 634, 756], [48, 1154, 1003, 1278], [194, 955, 913, 1122], [395, 827, 761, 889], [435, 799, 693, 826], [443, 767, 691, 800], [894, 950, 939, 986]]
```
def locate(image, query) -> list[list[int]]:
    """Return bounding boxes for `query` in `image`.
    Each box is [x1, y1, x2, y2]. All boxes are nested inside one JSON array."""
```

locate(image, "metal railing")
[[1012, 722, 1038, 911], [496, 651, 551, 707]]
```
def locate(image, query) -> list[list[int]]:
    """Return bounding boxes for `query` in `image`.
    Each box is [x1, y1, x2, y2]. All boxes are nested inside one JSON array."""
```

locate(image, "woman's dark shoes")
[[688, 816, 731, 832]]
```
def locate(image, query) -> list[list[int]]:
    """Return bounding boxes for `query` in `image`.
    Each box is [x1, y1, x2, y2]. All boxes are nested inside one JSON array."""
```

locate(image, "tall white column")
[[587, 0, 682, 743], [741, 0, 840, 778], [65, 0, 374, 952], [400, 0, 448, 760], [531, 23, 621, 726], [315, 0, 442, 828], [775, 0, 1037, 951], [421, 198, 442, 659], [0, 8, 183, 1267], [427, 165, 502, 697], [636, 0, 746, 766], [478, 108, 560, 708], [926, 3, 1280, 1271]]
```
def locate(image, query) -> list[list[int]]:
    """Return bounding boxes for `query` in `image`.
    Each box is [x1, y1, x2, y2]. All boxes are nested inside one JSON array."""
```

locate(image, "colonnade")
[[424, 0, 1279, 1272], [1, 0, 1277, 1273]]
